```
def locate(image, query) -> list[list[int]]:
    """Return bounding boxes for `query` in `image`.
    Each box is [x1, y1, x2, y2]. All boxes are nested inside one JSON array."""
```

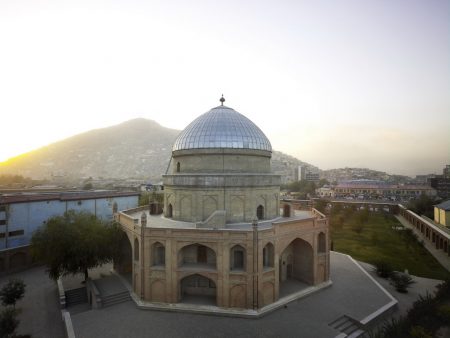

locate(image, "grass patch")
[[330, 212, 450, 280]]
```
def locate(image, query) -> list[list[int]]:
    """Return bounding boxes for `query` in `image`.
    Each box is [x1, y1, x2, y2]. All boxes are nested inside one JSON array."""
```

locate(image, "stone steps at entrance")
[[65, 287, 88, 306], [102, 290, 131, 308], [329, 315, 363, 336]]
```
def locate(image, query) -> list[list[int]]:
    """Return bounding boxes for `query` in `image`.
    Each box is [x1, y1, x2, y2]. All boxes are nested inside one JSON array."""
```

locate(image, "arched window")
[[257, 205, 264, 220], [283, 204, 291, 217], [230, 245, 246, 271], [152, 242, 165, 266], [134, 238, 139, 261], [178, 244, 216, 269], [167, 204, 173, 218], [262, 243, 274, 268], [318, 232, 326, 253], [176, 162, 181, 173]]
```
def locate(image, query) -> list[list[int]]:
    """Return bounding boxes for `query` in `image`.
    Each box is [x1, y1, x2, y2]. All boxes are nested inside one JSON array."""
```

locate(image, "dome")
[[173, 105, 272, 152]]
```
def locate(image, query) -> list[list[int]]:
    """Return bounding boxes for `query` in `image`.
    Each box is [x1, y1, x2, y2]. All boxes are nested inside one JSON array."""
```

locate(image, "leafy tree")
[[31, 211, 120, 281], [407, 194, 439, 219], [0, 307, 19, 338], [0, 280, 25, 308], [313, 199, 327, 213], [139, 190, 164, 206], [82, 182, 93, 190], [282, 180, 317, 197], [317, 179, 329, 188]]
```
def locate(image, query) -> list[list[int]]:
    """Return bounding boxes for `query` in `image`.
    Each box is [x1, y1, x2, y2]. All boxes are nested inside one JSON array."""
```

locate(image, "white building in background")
[[296, 165, 320, 182]]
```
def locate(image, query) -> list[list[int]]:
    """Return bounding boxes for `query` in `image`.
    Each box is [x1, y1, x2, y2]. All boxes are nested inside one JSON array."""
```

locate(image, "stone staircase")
[[65, 287, 88, 306], [101, 290, 131, 308], [329, 315, 364, 337]]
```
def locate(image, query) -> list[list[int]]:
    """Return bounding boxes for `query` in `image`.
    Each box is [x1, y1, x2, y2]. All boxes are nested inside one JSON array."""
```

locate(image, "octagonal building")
[[165, 103, 279, 225], [116, 98, 330, 313]]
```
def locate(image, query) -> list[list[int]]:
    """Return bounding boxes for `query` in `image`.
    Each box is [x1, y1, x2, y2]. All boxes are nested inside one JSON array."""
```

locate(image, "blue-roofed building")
[[0, 190, 139, 273]]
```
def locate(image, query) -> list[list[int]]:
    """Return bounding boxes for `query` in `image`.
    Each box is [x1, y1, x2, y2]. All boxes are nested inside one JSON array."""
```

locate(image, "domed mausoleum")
[[165, 102, 279, 225], [115, 98, 330, 314]]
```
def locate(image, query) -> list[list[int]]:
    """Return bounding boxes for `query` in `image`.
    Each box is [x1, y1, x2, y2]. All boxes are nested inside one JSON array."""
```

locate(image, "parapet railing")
[[311, 208, 326, 219]]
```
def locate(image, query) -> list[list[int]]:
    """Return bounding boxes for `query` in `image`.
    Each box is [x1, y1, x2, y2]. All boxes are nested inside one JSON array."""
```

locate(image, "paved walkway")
[[0, 252, 440, 338], [0, 266, 65, 338], [358, 260, 442, 318], [71, 252, 402, 338], [395, 215, 450, 271]]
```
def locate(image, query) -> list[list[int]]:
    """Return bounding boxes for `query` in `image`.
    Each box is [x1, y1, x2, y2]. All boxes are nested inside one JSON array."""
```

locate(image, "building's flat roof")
[[336, 183, 434, 190], [123, 209, 314, 230], [435, 199, 450, 211], [0, 190, 139, 204]]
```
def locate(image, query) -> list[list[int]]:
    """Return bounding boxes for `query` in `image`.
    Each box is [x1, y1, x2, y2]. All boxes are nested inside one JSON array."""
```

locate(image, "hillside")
[[0, 119, 179, 181], [0, 118, 311, 182]]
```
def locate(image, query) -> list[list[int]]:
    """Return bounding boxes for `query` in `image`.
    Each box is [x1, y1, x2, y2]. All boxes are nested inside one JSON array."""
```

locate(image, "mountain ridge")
[[0, 118, 310, 182]]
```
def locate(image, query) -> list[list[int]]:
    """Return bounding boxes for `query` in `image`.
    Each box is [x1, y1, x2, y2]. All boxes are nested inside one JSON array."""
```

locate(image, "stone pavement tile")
[[71, 252, 399, 338], [358, 260, 442, 317], [0, 266, 65, 338]]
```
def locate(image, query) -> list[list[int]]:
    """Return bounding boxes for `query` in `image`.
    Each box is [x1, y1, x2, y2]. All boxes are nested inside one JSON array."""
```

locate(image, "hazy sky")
[[1, 0, 448, 176]]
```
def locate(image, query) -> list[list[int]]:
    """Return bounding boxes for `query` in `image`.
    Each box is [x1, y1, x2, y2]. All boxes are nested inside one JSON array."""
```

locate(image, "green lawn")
[[330, 212, 450, 280]]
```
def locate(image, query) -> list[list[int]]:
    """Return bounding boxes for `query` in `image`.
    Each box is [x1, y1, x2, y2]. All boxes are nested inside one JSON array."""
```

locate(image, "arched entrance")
[[279, 238, 314, 297], [180, 274, 216, 305]]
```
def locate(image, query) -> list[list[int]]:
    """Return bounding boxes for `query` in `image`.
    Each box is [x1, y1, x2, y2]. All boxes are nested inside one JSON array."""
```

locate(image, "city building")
[[315, 185, 335, 198], [429, 165, 450, 199], [0, 190, 139, 272], [435, 200, 450, 227], [296, 165, 320, 182], [115, 99, 330, 312], [333, 180, 436, 201]]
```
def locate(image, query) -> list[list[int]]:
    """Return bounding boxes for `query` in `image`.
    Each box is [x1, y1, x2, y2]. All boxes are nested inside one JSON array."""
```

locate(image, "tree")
[[407, 194, 439, 219], [0, 280, 25, 308], [82, 182, 93, 190], [317, 179, 330, 188], [0, 307, 19, 338], [31, 210, 119, 281], [314, 199, 327, 213], [139, 190, 163, 206]]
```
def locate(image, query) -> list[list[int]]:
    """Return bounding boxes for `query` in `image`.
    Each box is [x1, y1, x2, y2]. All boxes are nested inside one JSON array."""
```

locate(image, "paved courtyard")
[[0, 266, 65, 338], [0, 250, 441, 338], [70, 252, 441, 338]]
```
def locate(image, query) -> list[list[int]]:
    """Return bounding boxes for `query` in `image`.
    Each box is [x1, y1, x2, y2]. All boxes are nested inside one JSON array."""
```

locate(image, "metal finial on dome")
[[220, 94, 225, 106]]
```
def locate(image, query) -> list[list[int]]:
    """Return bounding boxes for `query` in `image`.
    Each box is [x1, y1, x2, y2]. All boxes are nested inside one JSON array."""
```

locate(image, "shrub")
[[390, 272, 415, 293], [0, 279, 25, 308], [435, 279, 450, 301], [409, 326, 432, 338], [373, 261, 394, 278], [436, 305, 450, 324], [0, 307, 19, 337], [368, 317, 409, 338]]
